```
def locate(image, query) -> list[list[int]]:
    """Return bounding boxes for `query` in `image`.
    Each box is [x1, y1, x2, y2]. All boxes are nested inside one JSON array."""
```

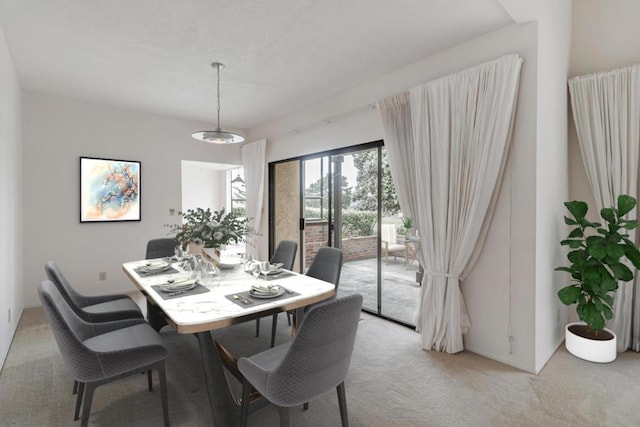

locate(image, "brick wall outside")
[[304, 221, 377, 265]]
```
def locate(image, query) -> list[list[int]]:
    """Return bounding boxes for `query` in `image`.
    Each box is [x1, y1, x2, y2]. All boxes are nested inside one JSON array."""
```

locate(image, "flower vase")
[[202, 247, 221, 268], [188, 242, 205, 255]]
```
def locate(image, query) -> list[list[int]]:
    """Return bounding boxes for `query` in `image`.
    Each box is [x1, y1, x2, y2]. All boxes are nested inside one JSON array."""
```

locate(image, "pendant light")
[[231, 172, 245, 184], [192, 62, 245, 144]]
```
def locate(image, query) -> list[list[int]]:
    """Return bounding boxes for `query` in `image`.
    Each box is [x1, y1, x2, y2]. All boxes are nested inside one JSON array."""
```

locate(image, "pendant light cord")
[[216, 63, 221, 131]]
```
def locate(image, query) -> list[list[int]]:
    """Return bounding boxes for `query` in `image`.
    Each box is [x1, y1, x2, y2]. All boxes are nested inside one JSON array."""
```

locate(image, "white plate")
[[249, 287, 285, 299], [219, 261, 241, 269], [141, 264, 171, 273], [161, 282, 197, 293], [266, 268, 283, 275]]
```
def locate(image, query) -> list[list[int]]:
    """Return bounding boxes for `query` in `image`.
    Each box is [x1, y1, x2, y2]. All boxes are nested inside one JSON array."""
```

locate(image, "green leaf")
[[617, 194, 637, 217], [568, 227, 584, 238], [581, 302, 605, 331], [600, 273, 617, 292], [566, 201, 588, 221], [561, 239, 583, 249], [567, 250, 588, 264], [564, 216, 578, 226], [610, 263, 634, 281], [558, 286, 582, 305], [555, 266, 575, 273], [624, 244, 640, 270], [601, 207, 615, 223], [622, 220, 640, 230], [606, 243, 625, 259], [586, 236, 607, 259]]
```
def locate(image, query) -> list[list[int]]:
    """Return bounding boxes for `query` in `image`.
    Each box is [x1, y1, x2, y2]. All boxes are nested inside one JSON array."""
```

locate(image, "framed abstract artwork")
[[80, 157, 141, 222]]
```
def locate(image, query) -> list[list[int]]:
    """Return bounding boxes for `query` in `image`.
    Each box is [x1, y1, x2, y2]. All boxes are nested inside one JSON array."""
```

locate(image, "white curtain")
[[379, 54, 522, 353], [568, 65, 640, 351], [241, 139, 267, 260]]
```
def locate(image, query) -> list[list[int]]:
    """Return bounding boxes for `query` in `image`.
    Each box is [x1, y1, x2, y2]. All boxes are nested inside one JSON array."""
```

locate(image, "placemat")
[[244, 270, 295, 281], [151, 283, 210, 300], [225, 289, 300, 308], [134, 266, 179, 277]]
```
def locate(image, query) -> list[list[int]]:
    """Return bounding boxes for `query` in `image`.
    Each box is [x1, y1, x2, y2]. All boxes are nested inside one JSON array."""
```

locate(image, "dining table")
[[122, 258, 336, 426]]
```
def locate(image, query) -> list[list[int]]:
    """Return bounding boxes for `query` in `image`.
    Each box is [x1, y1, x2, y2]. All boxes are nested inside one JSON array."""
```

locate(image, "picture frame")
[[80, 156, 141, 222]]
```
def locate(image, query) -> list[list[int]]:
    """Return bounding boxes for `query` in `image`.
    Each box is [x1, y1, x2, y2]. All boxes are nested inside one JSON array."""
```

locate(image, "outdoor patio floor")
[[338, 255, 420, 326]]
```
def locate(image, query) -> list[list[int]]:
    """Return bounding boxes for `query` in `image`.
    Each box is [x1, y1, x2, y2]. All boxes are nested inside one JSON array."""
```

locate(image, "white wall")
[[21, 91, 242, 307], [533, 0, 573, 374], [180, 161, 231, 213], [249, 23, 542, 372], [0, 26, 22, 370]]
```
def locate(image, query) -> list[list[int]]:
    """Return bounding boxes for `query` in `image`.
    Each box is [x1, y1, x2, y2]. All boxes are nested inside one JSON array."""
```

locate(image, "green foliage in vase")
[[166, 207, 254, 249], [556, 195, 640, 332]]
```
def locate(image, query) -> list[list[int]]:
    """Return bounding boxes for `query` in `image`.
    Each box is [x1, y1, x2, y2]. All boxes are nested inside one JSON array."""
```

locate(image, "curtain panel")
[[241, 139, 267, 260], [379, 54, 522, 353], [568, 65, 640, 351]]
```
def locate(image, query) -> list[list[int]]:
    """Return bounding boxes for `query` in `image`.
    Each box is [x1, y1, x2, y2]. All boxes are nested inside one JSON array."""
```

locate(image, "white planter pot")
[[565, 322, 617, 363]]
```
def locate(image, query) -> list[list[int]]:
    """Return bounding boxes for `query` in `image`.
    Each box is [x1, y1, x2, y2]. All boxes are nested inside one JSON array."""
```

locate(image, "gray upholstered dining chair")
[[145, 238, 177, 331], [270, 246, 343, 346], [239, 293, 363, 427], [146, 238, 176, 259], [255, 240, 298, 345], [38, 280, 169, 427], [45, 261, 143, 323]]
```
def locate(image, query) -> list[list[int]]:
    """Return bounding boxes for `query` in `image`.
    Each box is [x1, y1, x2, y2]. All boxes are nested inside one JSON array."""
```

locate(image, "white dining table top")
[[122, 259, 336, 334]]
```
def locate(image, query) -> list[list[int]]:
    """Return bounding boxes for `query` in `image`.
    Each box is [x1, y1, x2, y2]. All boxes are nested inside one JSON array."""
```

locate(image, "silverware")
[[233, 294, 253, 305], [168, 289, 189, 296]]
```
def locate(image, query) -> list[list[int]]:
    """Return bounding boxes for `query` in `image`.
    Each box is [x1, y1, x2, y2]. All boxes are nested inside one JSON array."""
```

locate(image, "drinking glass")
[[251, 263, 261, 281], [260, 261, 271, 279]]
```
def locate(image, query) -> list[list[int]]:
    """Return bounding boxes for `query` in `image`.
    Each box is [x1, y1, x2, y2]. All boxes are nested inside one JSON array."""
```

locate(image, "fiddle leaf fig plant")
[[556, 194, 640, 332]]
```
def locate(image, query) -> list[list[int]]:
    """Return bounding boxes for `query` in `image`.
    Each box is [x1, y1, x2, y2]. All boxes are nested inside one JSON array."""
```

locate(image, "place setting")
[[225, 278, 300, 308], [134, 260, 179, 277], [151, 277, 211, 300]]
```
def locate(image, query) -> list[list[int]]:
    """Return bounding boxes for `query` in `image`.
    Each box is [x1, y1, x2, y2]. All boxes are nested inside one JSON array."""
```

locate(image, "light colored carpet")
[[1, 304, 640, 426]]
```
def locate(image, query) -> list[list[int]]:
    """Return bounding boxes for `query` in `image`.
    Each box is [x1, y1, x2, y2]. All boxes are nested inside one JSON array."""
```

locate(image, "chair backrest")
[[380, 223, 397, 244], [305, 247, 343, 287], [45, 261, 90, 310], [38, 280, 103, 382], [265, 294, 363, 406], [270, 240, 298, 271], [146, 238, 176, 259]]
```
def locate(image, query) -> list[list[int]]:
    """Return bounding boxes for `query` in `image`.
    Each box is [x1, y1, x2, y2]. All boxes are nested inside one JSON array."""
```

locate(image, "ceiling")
[[0, 1, 514, 131]]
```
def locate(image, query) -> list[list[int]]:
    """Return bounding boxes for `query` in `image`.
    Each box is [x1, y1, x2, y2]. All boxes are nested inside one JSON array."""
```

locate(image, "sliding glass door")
[[269, 142, 419, 327]]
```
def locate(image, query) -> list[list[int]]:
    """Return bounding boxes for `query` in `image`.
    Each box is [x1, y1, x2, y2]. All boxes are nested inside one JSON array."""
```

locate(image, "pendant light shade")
[[192, 62, 245, 144]]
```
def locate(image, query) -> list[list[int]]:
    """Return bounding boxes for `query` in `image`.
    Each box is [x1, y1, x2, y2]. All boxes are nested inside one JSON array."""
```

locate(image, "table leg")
[[195, 331, 240, 426]]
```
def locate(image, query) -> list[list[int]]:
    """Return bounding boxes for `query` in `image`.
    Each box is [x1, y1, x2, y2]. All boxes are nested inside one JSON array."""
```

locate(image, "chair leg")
[[240, 377, 251, 427], [286, 311, 291, 326], [158, 364, 170, 427], [74, 382, 85, 420], [80, 383, 96, 427], [337, 381, 349, 427], [271, 314, 278, 348], [148, 369, 153, 391], [303, 402, 309, 411], [255, 318, 260, 337], [72, 380, 78, 395], [277, 405, 290, 427]]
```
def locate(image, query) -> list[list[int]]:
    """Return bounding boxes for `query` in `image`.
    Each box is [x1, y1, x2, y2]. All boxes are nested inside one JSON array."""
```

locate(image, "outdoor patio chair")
[[380, 224, 405, 264]]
